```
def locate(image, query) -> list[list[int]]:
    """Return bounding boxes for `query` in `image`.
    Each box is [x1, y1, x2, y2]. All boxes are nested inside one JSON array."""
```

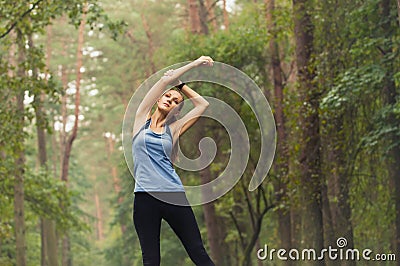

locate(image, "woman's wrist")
[[189, 60, 199, 68], [175, 82, 186, 92]]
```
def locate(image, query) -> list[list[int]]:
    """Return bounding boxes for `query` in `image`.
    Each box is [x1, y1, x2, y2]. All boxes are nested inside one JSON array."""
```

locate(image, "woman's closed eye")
[[166, 94, 179, 104]]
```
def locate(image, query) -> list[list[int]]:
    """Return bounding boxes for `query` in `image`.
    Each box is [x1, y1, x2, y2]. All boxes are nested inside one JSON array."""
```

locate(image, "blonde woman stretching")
[[132, 56, 216, 266]]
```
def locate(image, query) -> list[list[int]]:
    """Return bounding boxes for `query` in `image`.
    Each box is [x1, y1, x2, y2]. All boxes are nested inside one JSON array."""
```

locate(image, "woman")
[[132, 56, 216, 266]]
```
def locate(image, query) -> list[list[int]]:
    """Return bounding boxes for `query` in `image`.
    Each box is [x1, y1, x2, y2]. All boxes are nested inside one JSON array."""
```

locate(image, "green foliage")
[[0, 0, 126, 40], [0, 167, 88, 226], [315, 0, 399, 254], [321, 64, 386, 110], [361, 103, 400, 155], [102, 164, 140, 266], [0, 167, 90, 264], [0, 0, 124, 264]]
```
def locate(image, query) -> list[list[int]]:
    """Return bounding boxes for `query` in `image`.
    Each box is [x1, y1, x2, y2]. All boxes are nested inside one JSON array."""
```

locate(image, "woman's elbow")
[[200, 100, 210, 109], [194, 100, 209, 111]]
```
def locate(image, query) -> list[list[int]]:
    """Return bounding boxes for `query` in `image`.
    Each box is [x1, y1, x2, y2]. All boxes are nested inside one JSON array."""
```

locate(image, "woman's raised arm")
[[132, 56, 213, 137], [169, 83, 210, 140]]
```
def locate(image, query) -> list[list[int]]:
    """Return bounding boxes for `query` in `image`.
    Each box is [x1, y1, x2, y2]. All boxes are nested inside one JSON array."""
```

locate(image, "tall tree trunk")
[[60, 4, 86, 183], [265, 0, 292, 255], [28, 30, 59, 266], [222, 0, 229, 30], [61, 4, 87, 266], [59, 38, 68, 266], [320, 176, 334, 247], [292, 0, 324, 264], [60, 44, 68, 174], [44, 29, 59, 264], [14, 82, 26, 266], [40, 25, 48, 266], [105, 135, 126, 234], [206, 0, 218, 32], [200, 165, 223, 265], [326, 116, 354, 266], [388, 98, 400, 265], [397, 0, 400, 26], [192, 120, 225, 265], [140, 13, 156, 73], [198, 0, 209, 35], [46, 31, 63, 266], [322, 121, 356, 265], [38, 117, 58, 266], [188, 6, 224, 264], [14, 30, 27, 266], [187, 0, 208, 34], [381, 0, 400, 261], [188, 0, 201, 33], [94, 191, 104, 240], [316, 2, 354, 262]]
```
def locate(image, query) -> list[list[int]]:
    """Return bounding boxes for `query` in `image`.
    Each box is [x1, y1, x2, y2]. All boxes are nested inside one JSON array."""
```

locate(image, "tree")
[[60, 4, 87, 266], [292, 0, 324, 261], [265, 0, 292, 254], [29, 32, 59, 266], [379, 0, 400, 256], [0, 1, 123, 265], [14, 29, 27, 266]]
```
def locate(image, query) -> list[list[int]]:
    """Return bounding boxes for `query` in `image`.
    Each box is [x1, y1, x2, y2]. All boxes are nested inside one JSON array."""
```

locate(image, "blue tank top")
[[132, 119, 185, 192]]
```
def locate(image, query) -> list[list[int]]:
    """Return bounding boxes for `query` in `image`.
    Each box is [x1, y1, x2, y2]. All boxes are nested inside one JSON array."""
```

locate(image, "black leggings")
[[133, 192, 215, 266]]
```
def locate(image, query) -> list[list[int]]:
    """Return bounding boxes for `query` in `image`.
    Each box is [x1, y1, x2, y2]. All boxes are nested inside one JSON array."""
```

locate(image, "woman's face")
[[157, 90, 184, 113]]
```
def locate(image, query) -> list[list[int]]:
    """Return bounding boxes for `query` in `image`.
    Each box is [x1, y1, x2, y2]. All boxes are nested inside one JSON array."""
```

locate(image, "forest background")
[[0, 0, 399, 265]]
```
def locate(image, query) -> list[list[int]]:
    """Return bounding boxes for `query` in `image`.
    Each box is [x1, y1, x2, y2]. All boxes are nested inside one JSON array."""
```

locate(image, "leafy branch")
[[0, 0, 44, 39]]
